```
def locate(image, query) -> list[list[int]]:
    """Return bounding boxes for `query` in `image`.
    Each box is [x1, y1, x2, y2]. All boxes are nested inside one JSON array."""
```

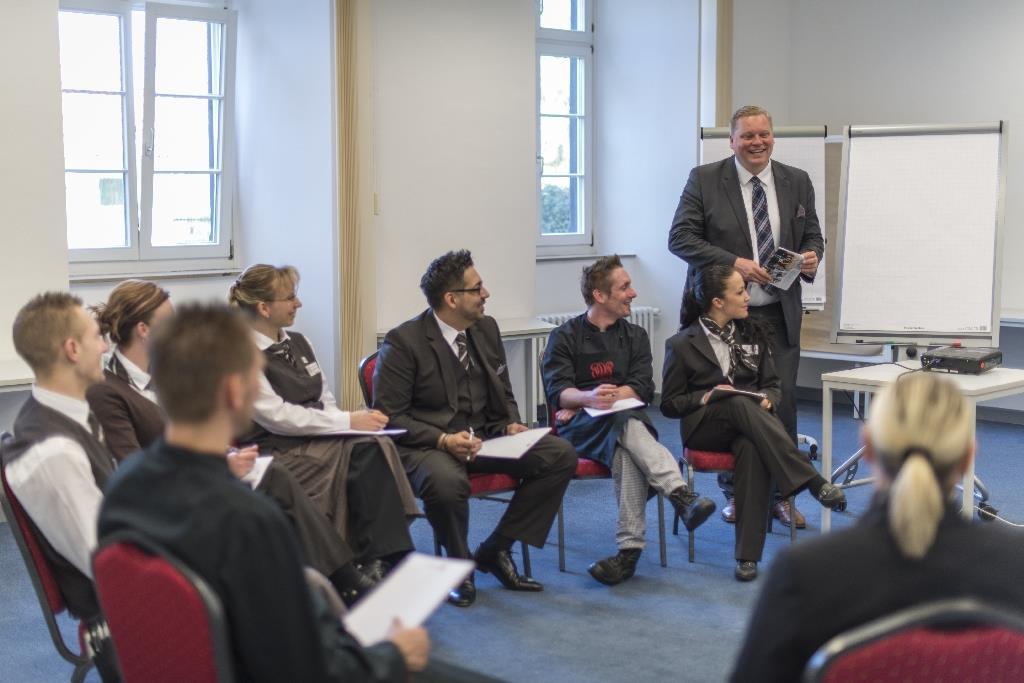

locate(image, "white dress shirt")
[[432, 312, 465, 360], [113, 348, 158, 404], [700, 320, 733, 377], [735, 158, 781, 307], [5, 386, 104, 578], [250, 329, 351, 434]]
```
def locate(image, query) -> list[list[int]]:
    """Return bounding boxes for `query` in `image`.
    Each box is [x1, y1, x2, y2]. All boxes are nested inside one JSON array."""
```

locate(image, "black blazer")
[[660, 322, 781, 441], [669, 157, 824, 345], [373, 310, 521, 448], [731, 499, 1024, 682]]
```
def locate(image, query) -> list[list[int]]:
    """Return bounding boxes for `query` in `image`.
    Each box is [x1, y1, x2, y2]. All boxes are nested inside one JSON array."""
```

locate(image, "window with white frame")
[[536, 0, 592, 248], [58, 1, 236, 271]]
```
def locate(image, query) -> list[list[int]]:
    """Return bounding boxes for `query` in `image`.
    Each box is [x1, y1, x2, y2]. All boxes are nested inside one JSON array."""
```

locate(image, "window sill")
[[536, 252, 636, 263], [69, 262, 242, 285]]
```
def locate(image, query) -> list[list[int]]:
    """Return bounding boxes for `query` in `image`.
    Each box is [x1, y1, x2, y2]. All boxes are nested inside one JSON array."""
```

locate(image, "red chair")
[[0, 432, 94, 683], [550, 409, 667, 571], [804, 598, 1024, 682], [92, 532, 234, 683], [675, 448, 795, 563], [359, 352, 533, 575]]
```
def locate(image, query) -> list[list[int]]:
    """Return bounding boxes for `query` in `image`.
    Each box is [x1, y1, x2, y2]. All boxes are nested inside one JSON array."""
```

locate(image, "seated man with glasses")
[[373, 250, 578, 607]]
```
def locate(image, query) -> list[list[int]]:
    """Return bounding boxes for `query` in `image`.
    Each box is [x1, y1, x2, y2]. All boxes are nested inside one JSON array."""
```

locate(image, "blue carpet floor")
[[3, 399, 1023, 682]]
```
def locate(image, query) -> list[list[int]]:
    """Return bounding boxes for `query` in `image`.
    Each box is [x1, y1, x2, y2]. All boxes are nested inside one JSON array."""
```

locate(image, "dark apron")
[[556, 323, 656, 466]]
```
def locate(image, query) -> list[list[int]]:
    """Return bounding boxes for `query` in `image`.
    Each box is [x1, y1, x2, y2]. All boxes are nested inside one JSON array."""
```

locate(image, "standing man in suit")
[[669, 105, 824, 527], [373, 250, 577, 607]]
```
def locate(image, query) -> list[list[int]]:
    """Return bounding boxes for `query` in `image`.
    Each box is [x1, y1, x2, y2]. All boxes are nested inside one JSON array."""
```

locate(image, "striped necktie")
[[455, 332, 470, 371], [751, 176, 777, 293]]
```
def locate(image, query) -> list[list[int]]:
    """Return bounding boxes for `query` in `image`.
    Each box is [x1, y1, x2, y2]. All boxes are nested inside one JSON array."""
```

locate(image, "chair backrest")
[[804, 598, 1024, 683], [93, 533, 234, 683], [358, 351, 378, 407]]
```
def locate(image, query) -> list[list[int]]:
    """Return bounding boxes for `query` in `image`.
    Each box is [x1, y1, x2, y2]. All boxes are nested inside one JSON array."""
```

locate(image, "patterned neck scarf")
[[700, 316, 759, 383]]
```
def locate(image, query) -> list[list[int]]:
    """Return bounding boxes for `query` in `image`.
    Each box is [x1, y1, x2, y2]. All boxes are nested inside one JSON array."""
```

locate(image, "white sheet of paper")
[[241, 455, 273, 490], [321, 428, 407, 436], [476, 427, 551, 459], [343, 553, 474, 646], [584, 397, 645, 418]]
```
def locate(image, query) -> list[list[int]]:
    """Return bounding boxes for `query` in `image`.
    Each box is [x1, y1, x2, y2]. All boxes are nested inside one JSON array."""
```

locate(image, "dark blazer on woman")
[[86, 356, 165, 461], [731, 498, 1024, 682], [660, 321, 781, 441]]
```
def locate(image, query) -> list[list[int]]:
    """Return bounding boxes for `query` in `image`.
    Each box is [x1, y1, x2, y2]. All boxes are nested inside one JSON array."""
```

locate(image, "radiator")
[[538, 306, 661, 338]]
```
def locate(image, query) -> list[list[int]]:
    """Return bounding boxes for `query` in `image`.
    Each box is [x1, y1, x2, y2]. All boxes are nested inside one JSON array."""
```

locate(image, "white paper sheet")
[[343, 553, 475, 646], [476, 427, 551, 459], [583, 397, 645, 418], [240, 455, 273, 490], [321, 428, 407, 436]]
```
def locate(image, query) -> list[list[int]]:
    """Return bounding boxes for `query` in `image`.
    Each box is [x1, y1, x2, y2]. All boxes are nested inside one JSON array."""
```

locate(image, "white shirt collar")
[[114, 349, 151, 390], [253, 328, 290, 351], [734, 157, 773, 187], [31, 385, 91, 431], [432, 312, 463, 355]]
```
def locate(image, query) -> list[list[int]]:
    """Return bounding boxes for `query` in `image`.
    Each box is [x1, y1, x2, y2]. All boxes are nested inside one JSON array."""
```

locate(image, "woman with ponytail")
[[662, 265, 846, 582], [732, 372, 1024, 682]]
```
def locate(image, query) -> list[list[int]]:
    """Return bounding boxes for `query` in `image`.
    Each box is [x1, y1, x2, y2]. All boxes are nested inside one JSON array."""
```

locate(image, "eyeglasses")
[[449, 286, 484, 296], [268, 293, 299, 303]]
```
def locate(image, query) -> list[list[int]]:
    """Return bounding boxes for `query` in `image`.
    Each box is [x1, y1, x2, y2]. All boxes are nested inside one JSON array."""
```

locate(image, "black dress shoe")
[[735, 560, 758, 582], [668, 486, 717, 531], [473, 547, 543, 592], [447, 577, 476, 608], [332, 563, 380, 607], [813, 483, 847, 510], [588, 548, 642, 586]]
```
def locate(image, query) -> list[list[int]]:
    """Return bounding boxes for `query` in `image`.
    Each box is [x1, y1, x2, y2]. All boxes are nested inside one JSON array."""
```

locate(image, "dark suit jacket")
[[669, 157, 824, 345], [86, 357, 165, 462], [731, 499, 1024, 682], [660, 322, 781, 441], [373, 310, 521, 448]]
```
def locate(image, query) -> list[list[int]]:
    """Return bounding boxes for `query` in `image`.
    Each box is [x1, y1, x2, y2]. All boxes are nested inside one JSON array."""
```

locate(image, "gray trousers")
[[612, 419, 686, 549]]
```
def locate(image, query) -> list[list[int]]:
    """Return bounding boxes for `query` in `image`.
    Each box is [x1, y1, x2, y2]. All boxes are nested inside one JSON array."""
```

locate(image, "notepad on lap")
[[476, 427, 551, 459], [584, 397, 646, 418], [706, 387, 766, 403]]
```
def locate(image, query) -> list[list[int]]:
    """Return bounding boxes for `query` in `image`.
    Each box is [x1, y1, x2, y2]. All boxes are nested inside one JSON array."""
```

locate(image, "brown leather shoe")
[[721, 497, 736, 523], [772, 500, 806, 529]]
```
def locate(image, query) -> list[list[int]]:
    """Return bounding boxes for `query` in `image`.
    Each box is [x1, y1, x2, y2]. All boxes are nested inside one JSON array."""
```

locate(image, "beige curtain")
[[336, 0, 364, 408]]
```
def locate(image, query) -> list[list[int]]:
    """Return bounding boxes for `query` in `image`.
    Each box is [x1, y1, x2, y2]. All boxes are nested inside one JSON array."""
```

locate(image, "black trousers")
[[719, 301, 801, 500], [687, 397, 817, 562], [257, 462, 354, 575], [399, 434, 577, 559], [345, 443, 416, 561]]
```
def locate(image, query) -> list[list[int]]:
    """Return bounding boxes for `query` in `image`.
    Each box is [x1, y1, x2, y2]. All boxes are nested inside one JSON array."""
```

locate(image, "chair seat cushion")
[[469, 473, 519, 495], [684, 448, 736, 472], [574, 457, 611, 478]]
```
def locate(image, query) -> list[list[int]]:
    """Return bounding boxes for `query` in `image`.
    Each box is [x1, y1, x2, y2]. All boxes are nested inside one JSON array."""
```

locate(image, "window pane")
[[59, 11, 123, 92], [539, 55, 584, 115], [151, 173, 217, 246], [539, 0, 586, 31], [153, 96, 221, 171], [541, 177, 582, 235], [155, 17, 224, 95], [65, 172, 129, 249], [62, 93, 125, 170], [541, 117, 570, 174]]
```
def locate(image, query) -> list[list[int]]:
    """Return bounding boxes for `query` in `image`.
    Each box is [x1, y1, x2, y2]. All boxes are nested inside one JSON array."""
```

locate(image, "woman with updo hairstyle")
[[229, 263, 419, 577], [662, 264, 846, 582], [86, 279, 384, 603], [732, 372, 1024, 682]]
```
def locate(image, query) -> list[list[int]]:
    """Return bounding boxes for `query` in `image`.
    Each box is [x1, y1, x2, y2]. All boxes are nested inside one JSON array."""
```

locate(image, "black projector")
[[921, 347, 1002, 374]]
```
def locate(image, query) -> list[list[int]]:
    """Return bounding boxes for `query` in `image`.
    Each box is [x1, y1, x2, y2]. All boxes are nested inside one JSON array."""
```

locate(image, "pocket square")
[[796, 204, 806, 218]]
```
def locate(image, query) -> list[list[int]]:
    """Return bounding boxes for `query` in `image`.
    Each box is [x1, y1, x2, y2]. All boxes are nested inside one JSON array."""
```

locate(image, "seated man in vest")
[[541, 256, 715, 585], [4, 293, 121, 681], [98, 302, 495, 683], [373, 250, 578, 607]]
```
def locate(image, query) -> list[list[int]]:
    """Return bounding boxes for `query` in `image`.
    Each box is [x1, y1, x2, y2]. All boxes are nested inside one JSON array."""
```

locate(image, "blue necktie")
[[751, 177, 777, 293]]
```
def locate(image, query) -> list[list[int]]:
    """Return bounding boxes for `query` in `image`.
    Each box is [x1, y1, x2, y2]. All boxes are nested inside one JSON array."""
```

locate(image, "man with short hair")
[[542, 256, 715, 585], [373, 250, 577, 607], [3, 292, 120, 681], [669, 105, 824, 527], [98, 302, 491, 682]]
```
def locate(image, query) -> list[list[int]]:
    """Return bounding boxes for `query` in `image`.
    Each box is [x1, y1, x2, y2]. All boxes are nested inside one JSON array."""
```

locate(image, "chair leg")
[[521, 541, 532, 578], [789, 496, 797, 544], [657, 493, 667, 568], [433, 533, 442, 557], [557, 501, 566, 572], [71, 661, 92, 683]]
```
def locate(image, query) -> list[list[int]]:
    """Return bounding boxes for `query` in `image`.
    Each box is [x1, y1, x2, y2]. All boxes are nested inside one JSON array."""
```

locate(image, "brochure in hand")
[[760, 247, 804, 291]]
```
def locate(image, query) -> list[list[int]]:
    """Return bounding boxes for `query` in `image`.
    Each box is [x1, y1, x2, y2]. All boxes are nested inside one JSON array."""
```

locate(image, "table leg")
[[527, 338, 538, 427], [961, 401, 978, 520], [822, 384, 833, 533]]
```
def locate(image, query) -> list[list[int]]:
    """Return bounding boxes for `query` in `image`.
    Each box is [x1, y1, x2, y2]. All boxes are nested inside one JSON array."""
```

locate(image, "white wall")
[[534, 0, 700, 391], [372, 0, 538, 328], [234, 0, 340, 388]]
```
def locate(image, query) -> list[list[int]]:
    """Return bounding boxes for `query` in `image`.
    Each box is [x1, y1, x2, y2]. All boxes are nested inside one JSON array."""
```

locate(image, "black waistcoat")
[[3, 397, 117, 620], [444, 341, 488, 433]]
